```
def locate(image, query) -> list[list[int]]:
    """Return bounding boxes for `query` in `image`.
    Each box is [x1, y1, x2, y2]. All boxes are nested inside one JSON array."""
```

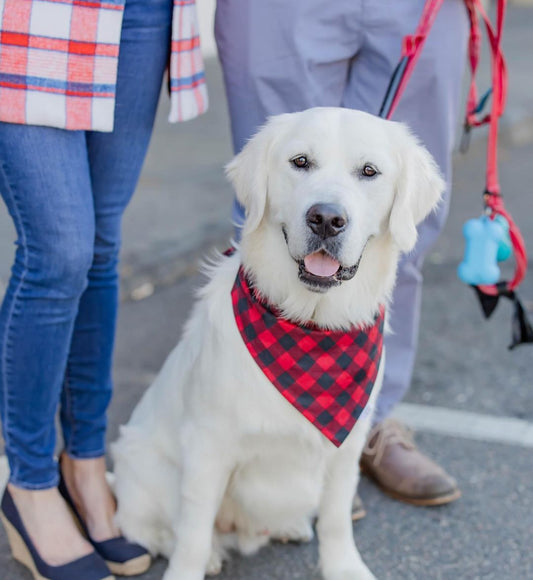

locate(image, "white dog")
[[112, 107, 444, 580]]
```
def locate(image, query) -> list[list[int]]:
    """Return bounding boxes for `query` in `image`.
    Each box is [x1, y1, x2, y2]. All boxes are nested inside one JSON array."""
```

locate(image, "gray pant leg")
[[215, 0, 362, 152], [215, 0, 362, 225]]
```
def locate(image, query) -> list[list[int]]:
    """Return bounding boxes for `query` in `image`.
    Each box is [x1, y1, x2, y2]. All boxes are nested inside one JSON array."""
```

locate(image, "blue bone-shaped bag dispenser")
[[458, 216, 506, 285]]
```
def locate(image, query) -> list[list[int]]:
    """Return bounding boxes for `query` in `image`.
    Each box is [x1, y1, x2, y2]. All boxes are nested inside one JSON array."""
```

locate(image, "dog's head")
[[226, 108, 444, 323]]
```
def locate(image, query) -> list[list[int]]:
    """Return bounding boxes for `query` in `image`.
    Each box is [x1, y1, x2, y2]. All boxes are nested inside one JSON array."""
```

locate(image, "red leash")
[[379, 0, 531, 347], [464, 0, 527, 296]]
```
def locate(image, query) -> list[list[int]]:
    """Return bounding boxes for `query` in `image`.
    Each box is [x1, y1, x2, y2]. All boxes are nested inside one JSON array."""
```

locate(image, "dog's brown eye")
[[361, 164, 377, 177], [291, 155, 310, 169]]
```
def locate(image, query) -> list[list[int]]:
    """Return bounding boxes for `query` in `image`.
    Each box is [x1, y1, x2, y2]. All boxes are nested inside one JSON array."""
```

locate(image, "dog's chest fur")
[[116, 253, 382, 555], [183, 258, 379, 530]]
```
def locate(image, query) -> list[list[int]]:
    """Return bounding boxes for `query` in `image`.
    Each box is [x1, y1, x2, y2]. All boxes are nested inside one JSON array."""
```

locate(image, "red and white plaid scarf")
[[0, 0, 207, 131], [232, 268, 384, 447]]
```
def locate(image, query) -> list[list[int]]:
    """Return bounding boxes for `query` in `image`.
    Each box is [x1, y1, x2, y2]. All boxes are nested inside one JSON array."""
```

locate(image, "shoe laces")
[[362, 419, 415, 467]]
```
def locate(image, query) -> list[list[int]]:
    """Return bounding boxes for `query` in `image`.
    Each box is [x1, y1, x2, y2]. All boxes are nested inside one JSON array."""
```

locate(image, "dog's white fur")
[[112, 108, 444, 580]]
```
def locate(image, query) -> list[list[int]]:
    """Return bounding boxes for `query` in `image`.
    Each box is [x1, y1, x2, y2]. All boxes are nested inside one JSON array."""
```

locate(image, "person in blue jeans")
[[215, 0, 468, 508], [0, 1, 207, 578]]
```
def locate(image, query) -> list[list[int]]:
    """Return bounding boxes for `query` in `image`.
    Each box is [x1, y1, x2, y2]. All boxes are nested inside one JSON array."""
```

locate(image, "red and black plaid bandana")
[[231, 267, 385, 447]]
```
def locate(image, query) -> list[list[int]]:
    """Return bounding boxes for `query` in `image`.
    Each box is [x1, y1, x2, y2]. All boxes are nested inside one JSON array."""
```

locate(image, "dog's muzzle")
[[282, 216, 364, 293]]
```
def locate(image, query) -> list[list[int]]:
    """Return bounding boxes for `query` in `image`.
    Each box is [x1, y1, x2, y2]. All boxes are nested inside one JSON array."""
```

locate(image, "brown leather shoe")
[[360, 419, 461, 506]]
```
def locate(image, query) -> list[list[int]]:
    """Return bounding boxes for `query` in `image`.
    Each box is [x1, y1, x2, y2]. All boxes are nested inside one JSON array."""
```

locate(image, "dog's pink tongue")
[[304, 252, 340, 277]]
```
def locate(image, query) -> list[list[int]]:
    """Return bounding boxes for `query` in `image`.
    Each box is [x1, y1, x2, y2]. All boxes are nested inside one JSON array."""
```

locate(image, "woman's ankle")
[[6, 482, 94, 566], [60, 453, 120, 541]]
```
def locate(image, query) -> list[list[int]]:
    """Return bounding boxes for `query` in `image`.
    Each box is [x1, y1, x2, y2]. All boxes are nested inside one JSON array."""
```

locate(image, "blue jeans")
[[0, 0, 173, 489]]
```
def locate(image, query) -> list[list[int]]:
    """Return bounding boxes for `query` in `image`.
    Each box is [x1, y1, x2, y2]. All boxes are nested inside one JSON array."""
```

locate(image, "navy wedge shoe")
[[0, 486, 114, 580], [58, 471, 151, 576]]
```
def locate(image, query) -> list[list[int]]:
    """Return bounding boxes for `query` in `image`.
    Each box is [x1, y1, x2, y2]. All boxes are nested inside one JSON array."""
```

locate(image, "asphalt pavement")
[[1, 4, 533, 580]]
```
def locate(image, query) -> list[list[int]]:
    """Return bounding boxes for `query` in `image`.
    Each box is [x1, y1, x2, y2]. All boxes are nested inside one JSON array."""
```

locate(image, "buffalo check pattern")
[[232, 268, 385, 447], [0, 0, 207, 131]]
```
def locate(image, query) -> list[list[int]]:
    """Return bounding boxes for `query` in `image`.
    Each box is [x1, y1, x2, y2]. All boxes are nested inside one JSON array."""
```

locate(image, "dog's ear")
[[225, 115, 288, 233], [389, 123, 446, 252]]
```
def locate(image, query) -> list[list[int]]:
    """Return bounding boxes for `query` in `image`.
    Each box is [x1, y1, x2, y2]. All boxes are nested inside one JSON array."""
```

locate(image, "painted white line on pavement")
[[394, 403, 533, 448], [0, 405, 531, 486]]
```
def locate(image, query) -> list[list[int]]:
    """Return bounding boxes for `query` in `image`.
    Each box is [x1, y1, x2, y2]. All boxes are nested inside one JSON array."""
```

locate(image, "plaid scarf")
[[0, 0, 207, 131], [231, 268, 384, 447]]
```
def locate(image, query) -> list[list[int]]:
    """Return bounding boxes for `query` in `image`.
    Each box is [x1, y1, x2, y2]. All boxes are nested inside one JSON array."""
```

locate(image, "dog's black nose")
[[306, 203, 348, 239]]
